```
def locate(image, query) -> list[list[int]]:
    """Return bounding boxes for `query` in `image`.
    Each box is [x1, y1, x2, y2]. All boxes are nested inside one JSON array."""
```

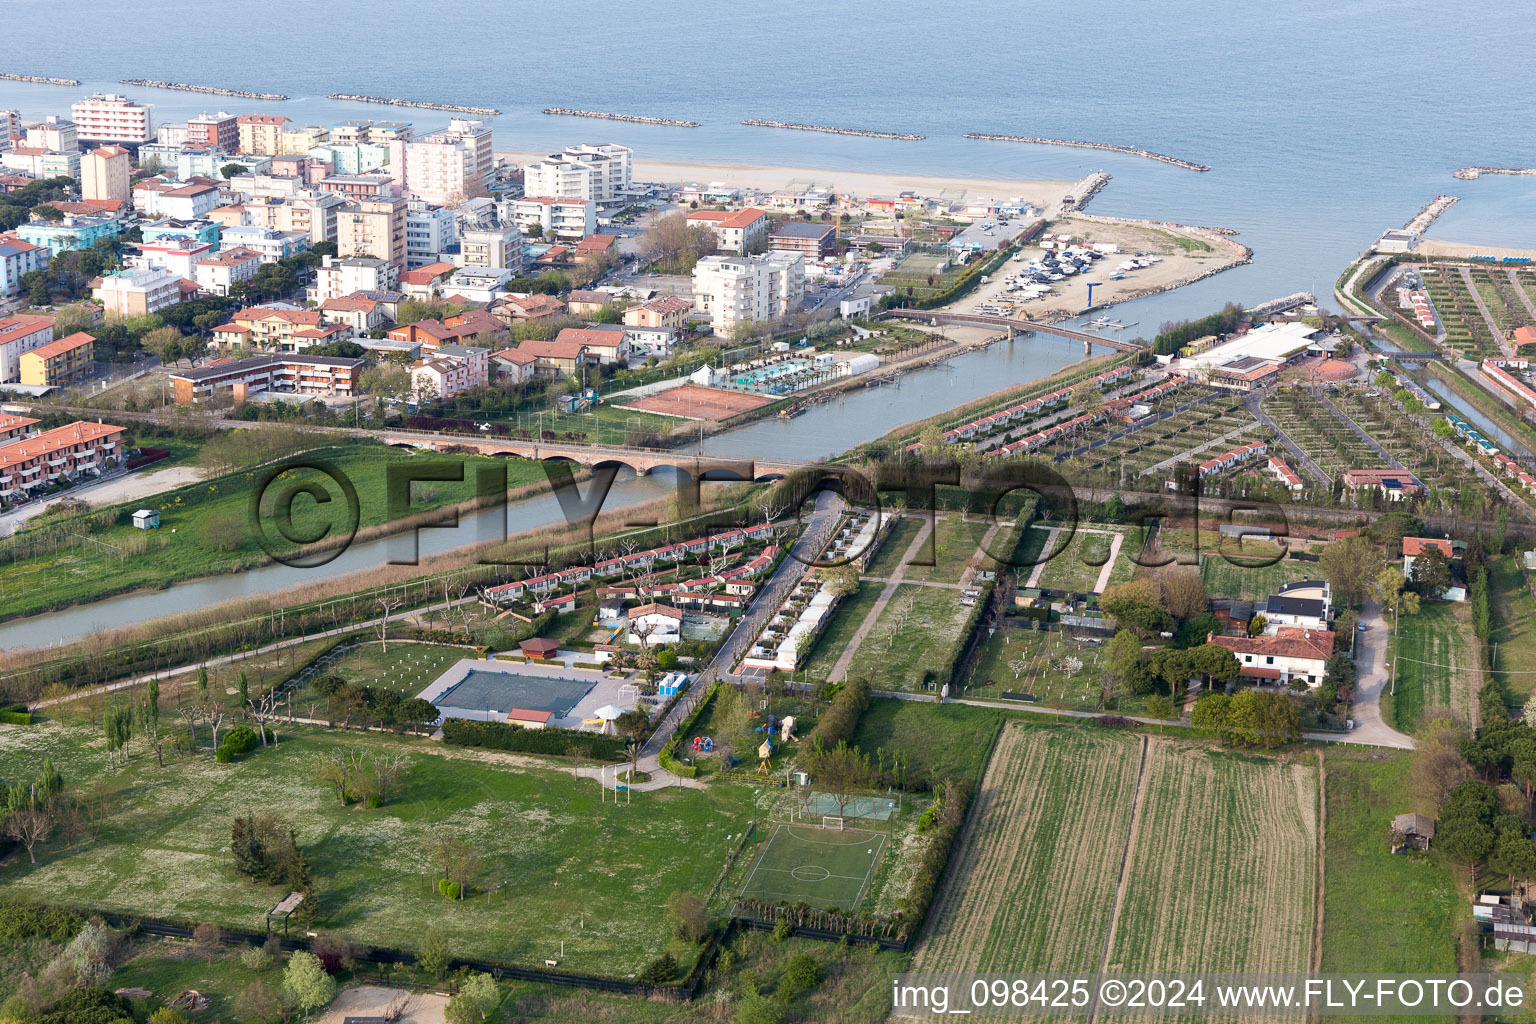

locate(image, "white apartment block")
[[306, 256, 397, 304], [238, 192, 347, 244], [0, 236, 49, 300], [522, 143, 632, 203], [692, 253, 805, 333], [405, 200, 457, 269], [0, 111, 20, 146], [134, 235, 215, 279], [25, 116, 77, 153], [456, 224, 526, 273], [92, 266, 186, 318], [387, 119, 493, 206], [71, 94, 153, 146], [193, 247, 262, 296], [0, 316, 55, 382], [505, 196, 596, 240]]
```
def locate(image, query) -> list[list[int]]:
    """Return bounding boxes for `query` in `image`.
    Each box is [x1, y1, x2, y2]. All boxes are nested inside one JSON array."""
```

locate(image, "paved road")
[[1244, 391, 1334, 487], [1347, 598, 1414, 749]]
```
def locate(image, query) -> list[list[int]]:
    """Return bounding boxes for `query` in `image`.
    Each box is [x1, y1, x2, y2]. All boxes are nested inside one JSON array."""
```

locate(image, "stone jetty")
[[121, 79, 288, 101], [542, 108, 699, 127], [1405, 195, 1458, 234], [328, 94, 500, 116], [0, 72, 79, 87], [1061, 172, 1111, 211], [742, 119, 924, 141], [964, 132, 1210, 171], [1454, 167, 1536, 180]]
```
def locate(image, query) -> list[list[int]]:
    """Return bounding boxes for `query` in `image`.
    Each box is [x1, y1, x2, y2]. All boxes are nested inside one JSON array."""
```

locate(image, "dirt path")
[[1086, 734, 1151, 1024], [1024, 526, 1061, 589], [828, 518, 933, 682], [1092, 532, 1125, 594], [1458, 265, 1511, 355], [1311, 750, 1327, 975]]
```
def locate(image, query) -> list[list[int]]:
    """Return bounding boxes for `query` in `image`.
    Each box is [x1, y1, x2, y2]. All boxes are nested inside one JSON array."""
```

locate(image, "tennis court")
[[738, 822, 887, 910]]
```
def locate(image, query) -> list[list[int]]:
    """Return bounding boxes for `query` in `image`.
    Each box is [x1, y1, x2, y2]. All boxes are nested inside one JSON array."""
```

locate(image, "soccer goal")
[[822, 815, 844, 831]]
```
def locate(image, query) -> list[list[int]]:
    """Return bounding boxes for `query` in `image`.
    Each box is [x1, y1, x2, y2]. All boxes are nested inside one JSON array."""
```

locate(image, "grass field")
[[841, 583, 974, 692], [900, 516, 991, 584], [914, 724, 1143, 978], [737, 823, 886, 910], [864, 517, 923, 578], [0, 720, 753, 975], [847, 698, 1003, 789], [0, 443, 545, 621], [797, 582, 885, 683], [1030, 524, 1135, 594], [1321, 751, 1458, 978], [1198, 550, 1321, 603], [1104, 741, 1317, 984], [1490, 557, 1536, 703], [963, 627, 1139, 713], [1387, 602, 1480, 733]]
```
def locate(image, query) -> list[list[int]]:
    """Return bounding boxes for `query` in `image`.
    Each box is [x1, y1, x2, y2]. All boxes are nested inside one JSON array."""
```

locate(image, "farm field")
[[1049, 394, 1252, 479], [842, 583, 974, 692], [864, 516, 923, 578], [913, 723, 1143, 980], [0, 721, 753, 976], [1260, 389, 1383, 481], [1321, 751, 1458, 980], [1102, 741, 1317, 1004], [1386, 602, 1480, 734], [963, 626, 1135, 713]]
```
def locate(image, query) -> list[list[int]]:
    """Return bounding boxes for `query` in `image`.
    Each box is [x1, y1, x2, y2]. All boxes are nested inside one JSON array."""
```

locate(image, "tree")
[[615, 709, 650, 782], [736, 992, 786, 1024], [638, 953, 678, 984], [1247, 613, 1268, 637], [417, 926, 451, 980], [1375, 566, 1420, 623], [804, 741, 869, 818], [192, 922, 223, 964], [1411, 717, 1472, 812], [220, 163, 249, 179], [1490, 831, 1536, 890], [235, 981, 282, 1024], [1157, 567, 1208, 620], [1319, 535, 1381, 606], [64, 919, 120, 985], [668, 891, 709, 943], [5, 806, 52, 863], [282, 950, 337, 1016], [1408, 546, 1451, 599], [1190, 692, 1230, 731], [446, 973, 499, 1024], [1431, 418, 1455, 440]]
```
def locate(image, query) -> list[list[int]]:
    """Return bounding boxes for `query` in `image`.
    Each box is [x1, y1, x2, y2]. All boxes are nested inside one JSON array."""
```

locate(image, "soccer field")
[[738, 823, 887, 911]]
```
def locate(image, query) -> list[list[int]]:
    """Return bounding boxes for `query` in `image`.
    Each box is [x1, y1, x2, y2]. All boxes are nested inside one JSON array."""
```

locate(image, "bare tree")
[[375, 593, 401, 652], [4, 807, 53, 863], [366, 751, 410, 806]]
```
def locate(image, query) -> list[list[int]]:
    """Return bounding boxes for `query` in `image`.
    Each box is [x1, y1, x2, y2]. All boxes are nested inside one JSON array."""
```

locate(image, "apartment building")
[[0, 147, 81, 180], [80, 145, 132, 203], [307, 255, 397, 303], [135, 234, 216, 278], [456, 224, 526, 272], [388, 119, 494, 206], [237, 114, 290, 156], [318, 173, 396, 201], [0, 421, 126, 499], [335, 196, 408, 268], [522, 143, 632, 203], [71, 94, 153, 146], [0, 235, 49, 300], [505, 196, 596, 241], [279, 124, 329, 154], [186, 111, 238, 151], [623, 295, 691, 330], [210, 306, 327, 349], [687, 208, 769, 254], [319, 293, 389, 334], [156, 183, 221, 220], [24, 116, 78, 153], [410, 343, 490, 402], [91, 266, 190, 317], [691, 252, 805, 333], [216, 225, 309, 263], [405, 200, 457, 268], [0, 111, 21, 146], [235, 192, 347, 244], [166, 353, 364, 403], [769, 221, 836, 258], [330, 120, 413, 145], [0, 316, 55, 382], [19, 331, 94, 387], [16, 215, 121, 253], [192, 247, 262, 296]]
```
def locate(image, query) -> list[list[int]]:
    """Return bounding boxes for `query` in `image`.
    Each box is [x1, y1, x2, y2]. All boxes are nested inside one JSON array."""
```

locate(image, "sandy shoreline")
[[496, 150, 1073, 205]]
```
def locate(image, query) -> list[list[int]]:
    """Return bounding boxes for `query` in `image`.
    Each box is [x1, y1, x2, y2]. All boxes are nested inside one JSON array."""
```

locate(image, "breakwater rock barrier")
[[543, 108, 699, 127], [0, 73, 79, 87], [742, 119, 924, 141], [121, 79, 288, 101], [329, 94, 500, 116], [1405, 195, 1458, 234], [1454, 167, 1536, 180], [964, 132, 1210, 171]]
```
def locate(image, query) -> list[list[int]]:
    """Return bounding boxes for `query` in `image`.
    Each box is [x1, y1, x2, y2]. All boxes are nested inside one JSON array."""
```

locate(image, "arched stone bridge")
[[378, 431, 811, 481]]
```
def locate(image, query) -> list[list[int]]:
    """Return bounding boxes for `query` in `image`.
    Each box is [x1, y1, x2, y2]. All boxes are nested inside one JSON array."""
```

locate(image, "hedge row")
[[0, 901, 83, 942], [441, 717, 626, 760], [0, 703, 30, 726], [807, 677, 870, 750]]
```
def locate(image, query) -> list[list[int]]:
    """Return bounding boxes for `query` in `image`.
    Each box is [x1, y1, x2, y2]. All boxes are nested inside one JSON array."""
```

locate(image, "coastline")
[[495, 150, 1073, 204]]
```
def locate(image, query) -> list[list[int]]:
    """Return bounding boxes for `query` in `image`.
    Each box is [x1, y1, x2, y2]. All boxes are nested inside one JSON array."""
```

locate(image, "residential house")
[[769, 221, 836, 258], [307, 255, 397, 303], [19, 331, 94, 387], [517, 338, 592, 377], [1262, 580, 1332, 631], [442, 267, 510, 304], [625, 325, 679, 359], [216, 225, 310, 263], [319, 293, 389, 334], [443, 308, 507, 346], [16, 215, 121, 253], [91, 266, 192, 317], [554, 325, 628, 365], [623, 295, 691, 330], [566, 289, 611, 316], [572, 233, 617, 262], [489, 347, 538, 384], [1209, 627, 1335, 687], [627, 602, 683, 646], [0, 235, 48, 300], [211, 306, 329, 350], [686, 207, 769, 254], [488, 293, 566, 324], [410, 343, 489, 402]]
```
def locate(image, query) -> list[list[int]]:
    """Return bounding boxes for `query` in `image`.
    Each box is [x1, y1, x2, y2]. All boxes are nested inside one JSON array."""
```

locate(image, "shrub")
[[149, 1008, 193, 1024], [215, 746, 233, 763], [441, 718, 625, 759], [806, 677, 870, 750], [638, 953, 678, 985], [782, 952, 822, 991], [770, 919, 792, 943], [0, 704, 30, 725], [239, 944, 271, 970], [221, 725, 260, 755], [0, 902, 83, 942]]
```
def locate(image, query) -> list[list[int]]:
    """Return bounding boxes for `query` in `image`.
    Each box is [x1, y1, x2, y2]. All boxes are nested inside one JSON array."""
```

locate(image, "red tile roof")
[[25, 331, 94, 360], [491, 347, 538, 365], [1403, 537, 1454, 558], [399, 262, 457, 286], [0, 315, 53, 346], [1209, 627, 1335, 663]]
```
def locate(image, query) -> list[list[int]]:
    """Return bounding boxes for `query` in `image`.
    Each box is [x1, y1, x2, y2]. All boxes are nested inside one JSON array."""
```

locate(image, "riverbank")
[[494, 150, 1072, 205]]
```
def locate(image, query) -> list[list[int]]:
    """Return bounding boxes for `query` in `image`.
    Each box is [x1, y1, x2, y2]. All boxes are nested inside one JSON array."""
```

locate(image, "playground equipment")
[[691, 736, 715, 754], [757, 738, 774, 775], [582, 718, 604, 727]]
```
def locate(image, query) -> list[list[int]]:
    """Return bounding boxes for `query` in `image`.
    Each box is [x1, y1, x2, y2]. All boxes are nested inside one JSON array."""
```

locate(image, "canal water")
[[0, 334, 1104, 649]]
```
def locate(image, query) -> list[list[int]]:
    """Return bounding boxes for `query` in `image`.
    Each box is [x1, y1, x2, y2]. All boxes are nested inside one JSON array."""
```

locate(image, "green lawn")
[[1490, 557, 1536, 703], [1321, 752, 1458, 986], [962, 626, 1144, 713], [1031, 524, 1134, 594], [842, 584, 974, 692], [288, 640, 471, 710], [797, 582, 885, 683], [1199, 548, 1319, 603], [846, 698, 1002, 789], [0, 443, 547, 621], [0, 721, 753, 976], [900, 516, 990, 584], [863, 517, 923, 578], [1387, 602, 1479, 733]]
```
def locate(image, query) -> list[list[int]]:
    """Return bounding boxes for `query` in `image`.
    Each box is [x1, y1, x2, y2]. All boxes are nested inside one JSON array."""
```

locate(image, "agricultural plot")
[[847, 699, 1003, 790], [1198, 549, 1321, 604], [1029, 523, 1135, 593], [1322, 751, 1458, 976], [878, 252, 964, 301], [1489, 557, 1536, 704], [914, 724, 1143, 978], [1103, 741, 1317, 992], [842, 583, 974, 692], [864, 516, 924, 578], [1055, 398, 1253, 479], [0, 722, 754, 975], [1428, 265, 1507, 360], [1261, 390, 1383, 479], [1386, 602, 1479, 734], [963, 627, 1126, 712], [1331, 390, 1469, 492]]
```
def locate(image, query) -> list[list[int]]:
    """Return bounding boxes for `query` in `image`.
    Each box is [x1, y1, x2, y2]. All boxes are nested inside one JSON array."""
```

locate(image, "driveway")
[[1348, 598, 1414, 749]]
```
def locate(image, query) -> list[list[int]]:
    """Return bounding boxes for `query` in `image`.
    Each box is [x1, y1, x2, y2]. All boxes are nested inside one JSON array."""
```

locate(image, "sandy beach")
[[496, 151, 1074, 206]]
